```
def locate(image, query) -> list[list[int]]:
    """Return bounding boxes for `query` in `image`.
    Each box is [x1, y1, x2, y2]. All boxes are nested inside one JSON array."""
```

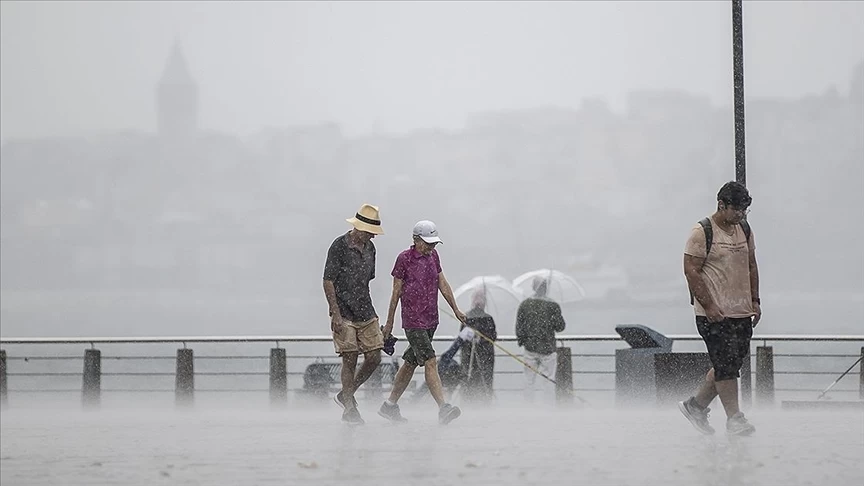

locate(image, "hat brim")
[[418, 235, 442, 244], [347, 218, 384, 235]]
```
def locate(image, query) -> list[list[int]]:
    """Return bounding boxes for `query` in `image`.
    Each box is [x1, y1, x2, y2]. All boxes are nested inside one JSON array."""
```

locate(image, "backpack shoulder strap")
[[739, 220, 751, 243], [690, 217, 713, 306], [698, 217, 713, 256]]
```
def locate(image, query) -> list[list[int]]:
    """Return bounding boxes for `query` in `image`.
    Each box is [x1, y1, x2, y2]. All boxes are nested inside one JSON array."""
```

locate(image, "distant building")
[[156, 41, 199, 141], [851, 58, 864, 108], [625, 90, 713, 124]]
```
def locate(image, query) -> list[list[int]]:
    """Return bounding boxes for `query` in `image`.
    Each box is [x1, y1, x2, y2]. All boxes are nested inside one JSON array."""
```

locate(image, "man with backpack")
[[679, 181, 761, 436]]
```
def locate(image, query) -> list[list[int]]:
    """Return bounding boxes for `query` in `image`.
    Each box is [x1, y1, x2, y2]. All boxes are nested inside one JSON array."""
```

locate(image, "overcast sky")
[[1, 1, 862, 140]]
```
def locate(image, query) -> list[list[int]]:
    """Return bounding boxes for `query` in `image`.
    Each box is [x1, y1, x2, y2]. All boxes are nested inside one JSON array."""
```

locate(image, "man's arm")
[[440, 336, 465, 363], [438, 272, 458, 312], [749, 250, 760, 303], [323, 280, 340, 317], [515, 303, 526, 345], [683, 255, 713, 306], [383, 277, 404, 336], [322, 244, 342, 332], [438, 272, 466, 323], [370, 244, 376, 281], [749, 248, 761, 326], [551, 303, 566, 333]]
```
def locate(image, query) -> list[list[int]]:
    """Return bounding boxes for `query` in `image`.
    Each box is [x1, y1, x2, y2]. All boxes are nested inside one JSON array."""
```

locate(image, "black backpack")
[[689, 217, 752, 305]]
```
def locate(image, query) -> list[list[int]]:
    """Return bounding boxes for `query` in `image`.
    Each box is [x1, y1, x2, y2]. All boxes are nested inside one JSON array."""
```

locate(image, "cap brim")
[[419, 235, 442, 244]]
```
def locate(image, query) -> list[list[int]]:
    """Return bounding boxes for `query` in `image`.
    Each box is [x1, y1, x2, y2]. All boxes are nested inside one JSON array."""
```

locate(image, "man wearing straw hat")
[[378, 220, 467, 425], [323, 203, 386, 425]]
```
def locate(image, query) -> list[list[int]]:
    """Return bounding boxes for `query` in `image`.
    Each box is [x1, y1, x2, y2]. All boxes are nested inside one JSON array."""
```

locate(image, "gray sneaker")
[[439, 403, 461, 425], [378, 402, 407, 422], [334, 390, 358, 410], [726, 412, 755, 436], [342, 407, 365, 425], [678, 397, 715, 435]]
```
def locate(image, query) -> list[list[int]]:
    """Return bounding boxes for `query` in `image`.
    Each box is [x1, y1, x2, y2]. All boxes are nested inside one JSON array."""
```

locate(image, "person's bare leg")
[[340, 352, 358, 406], [694, 367, 718, 408], [388, 361, 416, 403], [423, 357, 446, 407], [715, 378, 741, 418], [345, 350, 381, 398]]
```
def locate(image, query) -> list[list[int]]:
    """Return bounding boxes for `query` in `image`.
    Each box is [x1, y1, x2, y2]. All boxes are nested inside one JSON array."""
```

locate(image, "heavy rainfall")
[[1, 1, 862, 485]]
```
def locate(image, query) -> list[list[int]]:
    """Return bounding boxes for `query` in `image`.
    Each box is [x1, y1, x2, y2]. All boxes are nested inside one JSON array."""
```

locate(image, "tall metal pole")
[[732, 0, 746, 186]]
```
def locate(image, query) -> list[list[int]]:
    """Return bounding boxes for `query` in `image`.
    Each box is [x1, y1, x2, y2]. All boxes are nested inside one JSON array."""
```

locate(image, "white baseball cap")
[[412, 220, 443, 244]]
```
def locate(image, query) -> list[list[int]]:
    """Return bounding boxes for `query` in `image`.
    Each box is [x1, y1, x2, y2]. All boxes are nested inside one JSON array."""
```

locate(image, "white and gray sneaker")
[[678, 397, 715, 435], [726, 412, 755, 436], [342, 407, 365, 425], [438, 403, 461, 426], [334, 390, 358, 410], [378, 401, 408, 423]]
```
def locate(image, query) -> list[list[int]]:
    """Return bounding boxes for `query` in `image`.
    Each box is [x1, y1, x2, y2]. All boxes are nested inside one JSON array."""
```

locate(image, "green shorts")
[[402, 328, 437, 367]]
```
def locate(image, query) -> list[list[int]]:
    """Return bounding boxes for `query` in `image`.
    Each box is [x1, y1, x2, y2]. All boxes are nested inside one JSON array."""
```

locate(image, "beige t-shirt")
[[684, 216, 756, 318]]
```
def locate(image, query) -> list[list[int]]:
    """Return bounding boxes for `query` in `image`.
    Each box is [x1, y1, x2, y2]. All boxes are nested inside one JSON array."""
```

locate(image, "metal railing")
[[1, 334, 862, 408], [3, 334, 862, 344]]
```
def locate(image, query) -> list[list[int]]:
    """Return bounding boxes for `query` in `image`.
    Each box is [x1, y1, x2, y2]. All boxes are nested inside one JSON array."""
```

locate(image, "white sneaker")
[[726, 412, 755, 436], [678, 398, 715, 435]]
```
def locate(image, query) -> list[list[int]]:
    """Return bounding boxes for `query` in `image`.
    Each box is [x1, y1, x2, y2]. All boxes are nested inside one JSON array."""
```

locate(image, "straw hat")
[[346, 204, 384, 235]]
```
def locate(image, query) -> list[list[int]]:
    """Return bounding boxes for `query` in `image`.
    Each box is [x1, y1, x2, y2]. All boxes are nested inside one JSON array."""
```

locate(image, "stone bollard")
[[555, 347, 574, 404], [756, 346, 774, 406], [1, 350, 7, 407], [740, 348, 752, 409], [175, 348, 194, 406], [82, 349, 102, 408], [859, 347, 863, 401], [269, 347, 287, 406]]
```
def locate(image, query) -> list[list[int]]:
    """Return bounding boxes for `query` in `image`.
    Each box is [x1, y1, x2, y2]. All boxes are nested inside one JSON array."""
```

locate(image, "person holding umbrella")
[[460, 289, 498, 403], [515, 277, 566, 405]]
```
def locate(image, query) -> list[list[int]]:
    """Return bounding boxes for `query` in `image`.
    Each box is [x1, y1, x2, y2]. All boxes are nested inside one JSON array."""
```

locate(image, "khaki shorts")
[[333, 317, 384, 355]]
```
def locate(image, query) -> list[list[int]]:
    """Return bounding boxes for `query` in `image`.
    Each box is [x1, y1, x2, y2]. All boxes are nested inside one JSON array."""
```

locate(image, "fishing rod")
[[439, 305, 590, 405], [816, 355, 863, 400]]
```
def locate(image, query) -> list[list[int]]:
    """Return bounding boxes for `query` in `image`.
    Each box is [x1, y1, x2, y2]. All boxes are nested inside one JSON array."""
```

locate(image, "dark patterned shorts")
[[696, 317, 753, 381], [402, 328, 437, 367]]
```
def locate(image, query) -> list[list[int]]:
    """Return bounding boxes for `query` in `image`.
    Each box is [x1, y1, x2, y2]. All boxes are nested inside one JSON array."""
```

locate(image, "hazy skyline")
[[2, 1, 863, 141]]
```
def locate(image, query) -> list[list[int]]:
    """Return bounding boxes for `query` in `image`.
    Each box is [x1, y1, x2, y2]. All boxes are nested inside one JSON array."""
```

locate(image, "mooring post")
[[556, 347, 574, 405], [0, 349, 8, 407], [756, 346, 775, 406], [82, 348, 102, 408], [269, 347, 287, 406], [740, 346, 752, 409], [859, 347, 863, 400], [175, 348, 194, 406]]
